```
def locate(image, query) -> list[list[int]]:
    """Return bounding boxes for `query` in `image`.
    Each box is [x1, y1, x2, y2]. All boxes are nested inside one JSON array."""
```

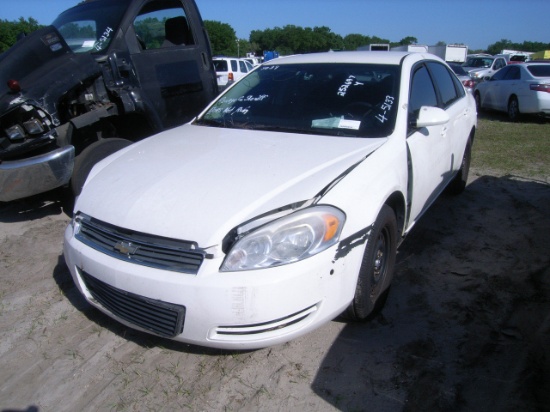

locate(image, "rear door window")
[[427, 62, 461, 107]]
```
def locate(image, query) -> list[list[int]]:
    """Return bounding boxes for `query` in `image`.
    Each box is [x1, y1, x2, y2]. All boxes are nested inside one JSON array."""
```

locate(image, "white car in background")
[[64, 51, 477, 350], [474, 62, 550, 121], [213, 57, 254, 91]]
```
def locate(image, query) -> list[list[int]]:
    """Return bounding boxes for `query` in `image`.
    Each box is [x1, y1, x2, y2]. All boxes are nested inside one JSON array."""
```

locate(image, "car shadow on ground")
[[0, 188, 73, 223], [311, 174, 550, 411]]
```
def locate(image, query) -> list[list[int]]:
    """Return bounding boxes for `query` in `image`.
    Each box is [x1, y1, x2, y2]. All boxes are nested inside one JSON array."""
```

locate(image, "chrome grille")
[[81, 270, 185, 338], [75, 213, 206, 274]]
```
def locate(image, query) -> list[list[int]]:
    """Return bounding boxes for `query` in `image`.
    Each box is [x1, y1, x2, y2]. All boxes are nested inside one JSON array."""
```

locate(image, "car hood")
[[77, 124, 386, 246], [0, 25, 100, 119], [463, 67, 488, 75]]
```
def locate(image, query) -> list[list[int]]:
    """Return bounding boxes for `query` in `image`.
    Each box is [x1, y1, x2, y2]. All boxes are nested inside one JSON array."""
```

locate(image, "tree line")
[[0, 18, 42, 52], [1, 17, 549, 58]]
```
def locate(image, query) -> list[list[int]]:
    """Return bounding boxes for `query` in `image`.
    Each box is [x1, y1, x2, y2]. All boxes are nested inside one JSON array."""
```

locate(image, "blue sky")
[[3, 0, 549, 51]]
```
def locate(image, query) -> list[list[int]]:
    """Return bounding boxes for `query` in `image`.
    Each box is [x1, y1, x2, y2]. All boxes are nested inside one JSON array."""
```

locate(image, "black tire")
[[474, 91, 482, 112], [508, 96, 520, 121], [345, 205, 398, 321], [446, 137, 472, 195], [71, 138, 132, 196]]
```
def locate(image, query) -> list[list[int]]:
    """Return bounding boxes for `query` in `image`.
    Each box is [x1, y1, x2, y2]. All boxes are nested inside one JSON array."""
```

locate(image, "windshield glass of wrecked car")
[[52, 0, 130, 53], [197, 63, 400, 138]]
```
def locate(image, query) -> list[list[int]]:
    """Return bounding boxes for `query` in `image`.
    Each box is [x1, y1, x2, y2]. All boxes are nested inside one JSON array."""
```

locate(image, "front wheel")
[[71, 138, 133, 196], [345, 205, 398, 321]]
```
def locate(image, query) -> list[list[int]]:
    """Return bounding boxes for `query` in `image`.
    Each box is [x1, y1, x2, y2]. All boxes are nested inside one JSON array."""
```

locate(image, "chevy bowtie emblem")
[[114, 241, 139, 256]]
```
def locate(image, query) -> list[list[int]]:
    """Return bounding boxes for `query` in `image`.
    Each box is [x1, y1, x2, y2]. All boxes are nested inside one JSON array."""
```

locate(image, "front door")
[[406, 64, 453, 225], [128, 0, 216, 129]]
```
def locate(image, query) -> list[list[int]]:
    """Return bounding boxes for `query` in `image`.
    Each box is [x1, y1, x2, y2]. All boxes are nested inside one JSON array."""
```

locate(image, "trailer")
[[358, 44, 390, 51], [390, 44, 428, 53], [531, 50, 550, 60], [428, 44, 468, 63]]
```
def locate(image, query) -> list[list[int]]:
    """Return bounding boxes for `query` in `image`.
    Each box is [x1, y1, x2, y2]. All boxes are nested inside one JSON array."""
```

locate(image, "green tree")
[[486, 39, 550, 54], [343, 33, 370, 50], [204, 20, 237, 56], [487, 38, 514, 55], [0, 17, 43, 52], [250, 25, 344, 55], [396, 36, 418, 46]]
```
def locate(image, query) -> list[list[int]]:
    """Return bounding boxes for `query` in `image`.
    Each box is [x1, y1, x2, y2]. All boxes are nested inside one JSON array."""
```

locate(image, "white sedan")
[[474, 62, 550, 121], [64, 51, 477, 349]]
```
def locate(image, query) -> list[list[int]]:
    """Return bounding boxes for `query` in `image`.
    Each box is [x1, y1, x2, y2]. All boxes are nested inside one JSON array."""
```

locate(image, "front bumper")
[[63, 223, 364, 350], [0, 145, 75, 202]]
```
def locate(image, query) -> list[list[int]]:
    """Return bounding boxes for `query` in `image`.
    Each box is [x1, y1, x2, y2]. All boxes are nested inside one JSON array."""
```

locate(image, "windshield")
[[463, 57, 494, 68], [52, 0, 131, 53], [197, 63, 400, 138]]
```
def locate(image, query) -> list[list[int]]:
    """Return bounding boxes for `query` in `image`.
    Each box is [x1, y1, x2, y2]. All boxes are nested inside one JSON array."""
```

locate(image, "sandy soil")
[[1, 169, 549, 412]]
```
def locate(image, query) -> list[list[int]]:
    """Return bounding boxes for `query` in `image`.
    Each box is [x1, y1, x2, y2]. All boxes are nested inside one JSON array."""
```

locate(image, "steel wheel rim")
[[372, 227, 389, 289]]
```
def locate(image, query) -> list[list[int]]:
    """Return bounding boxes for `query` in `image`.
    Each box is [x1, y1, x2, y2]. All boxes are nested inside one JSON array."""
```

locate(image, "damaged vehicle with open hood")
[[64, 51, 477, 349], [0, 0, 217, 202]]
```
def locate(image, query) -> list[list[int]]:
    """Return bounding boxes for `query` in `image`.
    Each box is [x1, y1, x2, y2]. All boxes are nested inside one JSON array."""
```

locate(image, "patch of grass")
[[472, 115, 550, 179]]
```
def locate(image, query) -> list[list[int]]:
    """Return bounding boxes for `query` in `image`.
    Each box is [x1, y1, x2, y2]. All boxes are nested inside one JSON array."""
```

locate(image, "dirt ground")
[[1, 168, 549, 412]]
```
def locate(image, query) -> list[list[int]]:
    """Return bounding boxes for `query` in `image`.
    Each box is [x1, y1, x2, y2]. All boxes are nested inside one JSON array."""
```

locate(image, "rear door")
[[128, 0, 217, 129]]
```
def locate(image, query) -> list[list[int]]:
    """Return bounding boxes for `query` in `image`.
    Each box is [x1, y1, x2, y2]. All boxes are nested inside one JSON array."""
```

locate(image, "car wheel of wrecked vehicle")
[[446, 137, 472, 195], [71, 138, 132, 196], [507, 96, 520, 122], [345, 204, 397, 321]]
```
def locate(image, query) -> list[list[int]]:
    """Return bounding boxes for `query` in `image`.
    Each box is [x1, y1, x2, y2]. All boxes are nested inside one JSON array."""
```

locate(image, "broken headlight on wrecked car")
[[2, 103, 52, 142], [4, 124, 26, 141]]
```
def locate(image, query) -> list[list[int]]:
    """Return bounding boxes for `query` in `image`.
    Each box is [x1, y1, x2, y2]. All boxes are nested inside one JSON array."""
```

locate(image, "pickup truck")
[[0, 0, 218, 202]]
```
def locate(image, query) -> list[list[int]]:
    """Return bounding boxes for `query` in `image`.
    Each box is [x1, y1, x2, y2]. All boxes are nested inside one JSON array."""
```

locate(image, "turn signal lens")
[[7, 79, 21, 92]]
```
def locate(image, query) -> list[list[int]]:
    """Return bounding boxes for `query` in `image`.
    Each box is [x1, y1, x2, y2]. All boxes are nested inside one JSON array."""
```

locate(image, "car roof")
[[264, 51, 441, 66]]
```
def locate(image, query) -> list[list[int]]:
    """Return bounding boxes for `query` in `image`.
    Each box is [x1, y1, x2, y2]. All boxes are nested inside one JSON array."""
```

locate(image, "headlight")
[[5, 124, 25, 141], [23, 119, 45, 135], [221, 205, 345, 272]]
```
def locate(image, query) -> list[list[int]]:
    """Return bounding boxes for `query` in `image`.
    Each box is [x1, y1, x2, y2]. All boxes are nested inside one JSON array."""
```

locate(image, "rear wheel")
[[345, 205, 397, 321], [507, 96, 520, 121], [71, 138, 133, 196], [447, 137, 472, 195]]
